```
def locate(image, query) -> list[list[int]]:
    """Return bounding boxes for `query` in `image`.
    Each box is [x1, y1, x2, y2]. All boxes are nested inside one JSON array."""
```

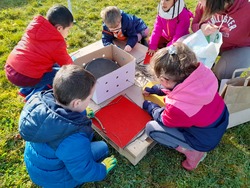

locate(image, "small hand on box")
[[143, 100, 164, 123], [143, 84, 166, 96]]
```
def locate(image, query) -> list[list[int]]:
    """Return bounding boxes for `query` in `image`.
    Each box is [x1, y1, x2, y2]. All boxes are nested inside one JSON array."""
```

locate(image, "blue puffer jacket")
[[102, 10, 148, 48], [19, 90, 107, 188]]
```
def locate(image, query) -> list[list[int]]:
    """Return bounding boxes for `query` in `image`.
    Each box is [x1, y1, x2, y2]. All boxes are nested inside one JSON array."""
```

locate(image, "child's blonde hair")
[[152, 42, 198, 83], [100, 6, 121, 28]]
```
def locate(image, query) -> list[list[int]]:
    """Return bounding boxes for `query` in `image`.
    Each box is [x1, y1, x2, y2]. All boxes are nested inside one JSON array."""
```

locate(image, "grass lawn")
[[0, 0, 249, 187]]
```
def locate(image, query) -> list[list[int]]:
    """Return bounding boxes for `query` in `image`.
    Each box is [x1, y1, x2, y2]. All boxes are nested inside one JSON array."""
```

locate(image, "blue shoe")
[[19, 84, 52, 101], [18, 87, 34, 98]]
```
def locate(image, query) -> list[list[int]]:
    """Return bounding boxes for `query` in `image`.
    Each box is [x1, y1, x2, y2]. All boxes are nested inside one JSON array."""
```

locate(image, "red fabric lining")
[[92, 95, 152, 148]]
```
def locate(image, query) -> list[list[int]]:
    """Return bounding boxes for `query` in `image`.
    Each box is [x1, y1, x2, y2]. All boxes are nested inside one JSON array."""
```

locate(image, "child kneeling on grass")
[[143, 42, 229, 171], [5, 5, 74, 101], [19, 64, 117, 187], [147, 0, 193, 56], [101, 6, 149, 52]]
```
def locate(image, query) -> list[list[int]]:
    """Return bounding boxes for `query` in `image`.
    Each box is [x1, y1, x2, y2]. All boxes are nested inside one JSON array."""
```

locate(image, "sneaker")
[[18, 87, 34, 98]]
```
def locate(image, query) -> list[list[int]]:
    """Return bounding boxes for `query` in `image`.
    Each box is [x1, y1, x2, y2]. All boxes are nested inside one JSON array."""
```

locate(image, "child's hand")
[[144, 85, 166, 96], [147, 49, 156, 56], [86, 107, 94, 118], [200, 23, 218, 36], [124, 45, 132, 52], [101, 155, 117, 174], [142, 89, 150, 96], [143, 100, 160, 115]]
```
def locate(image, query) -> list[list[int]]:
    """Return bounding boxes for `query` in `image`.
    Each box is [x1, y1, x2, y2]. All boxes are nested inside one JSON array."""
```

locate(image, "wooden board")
[[73, 41, 156, 165], [93, 124, 156, 165]]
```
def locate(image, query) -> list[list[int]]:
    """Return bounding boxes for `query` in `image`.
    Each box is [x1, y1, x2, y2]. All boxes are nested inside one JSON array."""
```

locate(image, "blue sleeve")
[[56, 133, 106, 183], [101, 23, 114, 46], [152, 107, 165, 124], [122, 13, 138, 48]]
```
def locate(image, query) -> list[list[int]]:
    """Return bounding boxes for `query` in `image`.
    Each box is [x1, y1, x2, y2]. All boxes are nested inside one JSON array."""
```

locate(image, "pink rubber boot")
[[176, 146, 207, 171]]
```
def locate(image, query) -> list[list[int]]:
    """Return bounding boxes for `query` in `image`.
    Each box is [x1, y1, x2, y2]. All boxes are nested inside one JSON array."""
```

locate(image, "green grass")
[[0, 0, 249, 187]]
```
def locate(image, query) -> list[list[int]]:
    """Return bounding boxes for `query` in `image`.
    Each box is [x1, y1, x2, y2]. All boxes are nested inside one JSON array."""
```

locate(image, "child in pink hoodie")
[[147, 0, 193, 56], [143, 42, 229, 171]]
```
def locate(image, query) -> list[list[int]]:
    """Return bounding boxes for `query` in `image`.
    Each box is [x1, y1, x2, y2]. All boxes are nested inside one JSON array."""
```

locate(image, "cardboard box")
[[71, 40, 148, 64], [113, 40, 148, 63], [73, 45, 136, 104]]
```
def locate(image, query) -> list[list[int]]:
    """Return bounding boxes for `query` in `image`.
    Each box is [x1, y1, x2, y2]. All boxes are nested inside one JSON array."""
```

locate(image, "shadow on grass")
[[0, 0, 47, 11], [0, 0, 29, 10]]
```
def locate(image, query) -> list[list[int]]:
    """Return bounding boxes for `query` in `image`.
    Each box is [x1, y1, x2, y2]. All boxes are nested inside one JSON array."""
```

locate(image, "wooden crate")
[[88, 82, 156, 165], [92, 124, 156, 165], [73, 41, 156, 165]]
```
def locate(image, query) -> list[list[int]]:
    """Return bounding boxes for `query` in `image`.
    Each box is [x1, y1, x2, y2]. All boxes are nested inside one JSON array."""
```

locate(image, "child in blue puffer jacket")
[[19, 64, 117, 187]]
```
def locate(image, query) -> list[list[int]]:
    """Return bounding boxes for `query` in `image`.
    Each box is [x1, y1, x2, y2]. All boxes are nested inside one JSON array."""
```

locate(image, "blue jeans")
[[146, 120, 194, 150], [75, 141, 109, 187], [19, 65, 60, 100], [91, 141, 109, 162], [32, 65, 60, 89]]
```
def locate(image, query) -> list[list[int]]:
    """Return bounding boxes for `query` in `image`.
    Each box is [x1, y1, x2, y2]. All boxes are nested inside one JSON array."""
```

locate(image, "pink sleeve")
[[168, 9, 193, 46], [149, 15, 164, 50], [191, 3, 204, 32]]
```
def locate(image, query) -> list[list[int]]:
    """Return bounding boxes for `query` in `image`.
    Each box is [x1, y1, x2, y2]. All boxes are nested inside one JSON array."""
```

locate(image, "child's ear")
[[70, 98, 82, 110], [55, 24, 63, 32]]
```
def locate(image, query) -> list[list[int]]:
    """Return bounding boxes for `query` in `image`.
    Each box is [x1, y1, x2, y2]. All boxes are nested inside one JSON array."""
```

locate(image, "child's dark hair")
[[152, 42, 198, 83], [46, 5, 74, 28], [53, 64, 96, 106]]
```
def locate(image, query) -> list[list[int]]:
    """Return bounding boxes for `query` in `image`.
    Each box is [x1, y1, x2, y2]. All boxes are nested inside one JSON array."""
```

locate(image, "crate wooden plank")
[[92, 124, 156, 165], [89, 84, 156, 165], [123, 133, 156, 165]]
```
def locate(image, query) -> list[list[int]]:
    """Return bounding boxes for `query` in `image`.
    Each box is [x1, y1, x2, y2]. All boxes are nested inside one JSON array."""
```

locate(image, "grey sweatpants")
[[213, 47, 250, 80], [145, 120, 194, 150]]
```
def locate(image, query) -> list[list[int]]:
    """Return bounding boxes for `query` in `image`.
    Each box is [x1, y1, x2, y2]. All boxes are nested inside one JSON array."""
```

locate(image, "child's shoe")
[[18, 87, 34, 98], [176, 146, 207, 171]]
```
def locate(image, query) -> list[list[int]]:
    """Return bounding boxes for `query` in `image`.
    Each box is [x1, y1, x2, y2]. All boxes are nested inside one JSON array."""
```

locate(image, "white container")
[[74, 45, 136, 104]]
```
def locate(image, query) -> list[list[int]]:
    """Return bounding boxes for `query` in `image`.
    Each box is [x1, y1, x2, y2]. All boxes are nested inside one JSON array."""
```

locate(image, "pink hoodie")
[[192, 0, 250, 52], [149, 2, 193, 50], [161, 63, 225, 128]]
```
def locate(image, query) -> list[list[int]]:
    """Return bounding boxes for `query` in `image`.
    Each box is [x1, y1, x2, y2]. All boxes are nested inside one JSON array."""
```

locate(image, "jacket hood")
[[25, 15, 64, 41], [225, 0, 246, 14], [164, 63, 218, 117], [19, 90, 91, 143], [158, 0, 185, 19]]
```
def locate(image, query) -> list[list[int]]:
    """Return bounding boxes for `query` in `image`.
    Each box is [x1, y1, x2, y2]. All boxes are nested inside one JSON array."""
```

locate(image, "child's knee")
[[141, 27, 150, 38]]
